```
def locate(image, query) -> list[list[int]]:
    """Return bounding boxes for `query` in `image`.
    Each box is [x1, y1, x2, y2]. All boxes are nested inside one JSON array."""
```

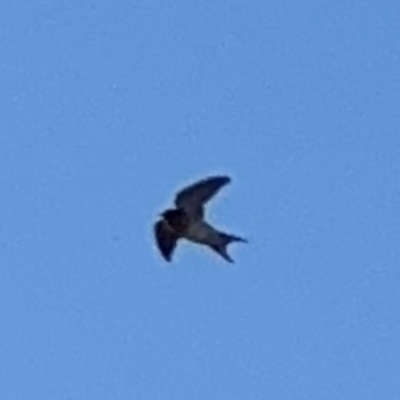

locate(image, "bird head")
[[160, 208, 180, 219]]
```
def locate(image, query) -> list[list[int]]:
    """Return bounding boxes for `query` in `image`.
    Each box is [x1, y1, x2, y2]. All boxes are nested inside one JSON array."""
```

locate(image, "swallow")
[[154, 175, 247, 263]]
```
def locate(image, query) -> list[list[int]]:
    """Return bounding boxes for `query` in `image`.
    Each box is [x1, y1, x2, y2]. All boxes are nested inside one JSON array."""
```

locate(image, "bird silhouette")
[[154, 175, 247, 263]]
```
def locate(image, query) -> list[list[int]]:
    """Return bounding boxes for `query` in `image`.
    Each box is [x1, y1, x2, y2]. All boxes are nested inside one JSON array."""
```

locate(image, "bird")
[[154, 175, 247, 263]]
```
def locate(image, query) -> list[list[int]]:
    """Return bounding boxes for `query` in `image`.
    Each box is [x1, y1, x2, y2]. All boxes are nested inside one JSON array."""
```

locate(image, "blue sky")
[[1, 1, 399, 399]]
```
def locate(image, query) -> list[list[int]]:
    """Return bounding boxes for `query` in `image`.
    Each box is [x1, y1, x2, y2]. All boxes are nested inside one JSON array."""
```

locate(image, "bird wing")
[[175, 176, 231, 220], [154, 219, 179, 262]]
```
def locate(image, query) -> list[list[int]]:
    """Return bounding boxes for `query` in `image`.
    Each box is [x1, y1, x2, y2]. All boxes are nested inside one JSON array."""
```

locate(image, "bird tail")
[[211, 232, 247, 263]]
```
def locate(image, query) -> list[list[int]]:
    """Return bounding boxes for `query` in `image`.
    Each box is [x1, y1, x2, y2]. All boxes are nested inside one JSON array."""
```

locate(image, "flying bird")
[[154, 175, 247, 263]]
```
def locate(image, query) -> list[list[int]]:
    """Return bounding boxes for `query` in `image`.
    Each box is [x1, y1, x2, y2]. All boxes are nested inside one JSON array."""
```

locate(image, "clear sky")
[[1, 1, 399, 399]]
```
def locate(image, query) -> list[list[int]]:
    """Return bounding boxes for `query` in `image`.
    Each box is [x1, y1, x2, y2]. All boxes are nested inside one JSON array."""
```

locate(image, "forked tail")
[[211, 232, 248, 263]]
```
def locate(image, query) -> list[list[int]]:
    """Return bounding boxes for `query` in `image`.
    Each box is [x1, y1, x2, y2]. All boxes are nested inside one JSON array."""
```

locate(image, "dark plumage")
[[154, 175, 247, 263]]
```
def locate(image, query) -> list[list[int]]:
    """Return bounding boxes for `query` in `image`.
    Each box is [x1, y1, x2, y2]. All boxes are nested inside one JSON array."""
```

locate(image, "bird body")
[[154, 176, 247, 263], [186, 220, 218, 244]]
